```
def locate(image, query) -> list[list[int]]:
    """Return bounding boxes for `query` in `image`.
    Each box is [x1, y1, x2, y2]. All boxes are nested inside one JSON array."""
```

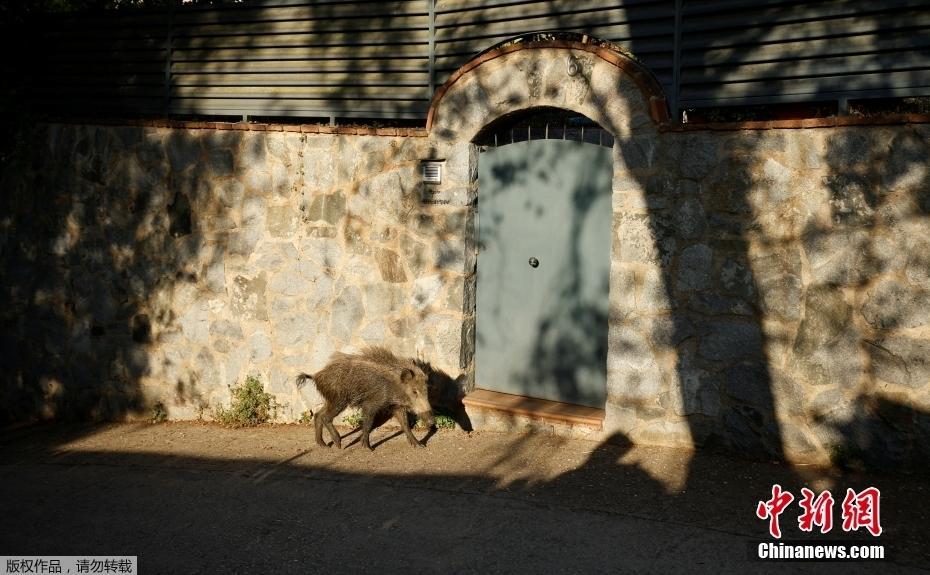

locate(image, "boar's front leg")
[[394, 406, 424, 448]]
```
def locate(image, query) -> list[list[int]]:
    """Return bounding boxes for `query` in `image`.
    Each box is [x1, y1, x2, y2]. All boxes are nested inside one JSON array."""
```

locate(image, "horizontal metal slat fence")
[[677, 0, 930, 111], [30, 0, 930, 122]]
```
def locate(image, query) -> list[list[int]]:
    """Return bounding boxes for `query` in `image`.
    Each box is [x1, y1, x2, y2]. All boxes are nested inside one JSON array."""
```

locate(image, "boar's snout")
[[411, 391, 433, 426]]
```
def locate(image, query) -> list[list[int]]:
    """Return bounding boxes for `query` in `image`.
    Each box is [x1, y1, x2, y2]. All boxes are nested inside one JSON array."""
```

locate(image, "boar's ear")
[[400, 368, 414, 383]]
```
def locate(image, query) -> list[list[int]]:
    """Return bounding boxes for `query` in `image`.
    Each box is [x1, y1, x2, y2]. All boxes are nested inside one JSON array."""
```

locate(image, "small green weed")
[[434, 414, 456, 429], [151, 402, 167, 424], [342, 410, 363, 428], [416, 412, 456, 430], [214, 376, 278, 427], [299, 410, 313, 425]]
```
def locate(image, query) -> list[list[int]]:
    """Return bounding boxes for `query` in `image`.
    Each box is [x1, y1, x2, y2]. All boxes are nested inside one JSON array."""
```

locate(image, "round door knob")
[[528, 257, 539, 268]]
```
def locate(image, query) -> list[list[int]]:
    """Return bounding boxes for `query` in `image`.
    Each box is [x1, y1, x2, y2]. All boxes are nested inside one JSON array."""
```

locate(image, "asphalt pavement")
[[1, 422, 927, 574]]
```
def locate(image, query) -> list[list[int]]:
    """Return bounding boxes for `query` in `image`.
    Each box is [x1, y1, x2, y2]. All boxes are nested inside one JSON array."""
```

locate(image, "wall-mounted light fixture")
[[567, 57, 580, 77], [421, 159, 444, 184]]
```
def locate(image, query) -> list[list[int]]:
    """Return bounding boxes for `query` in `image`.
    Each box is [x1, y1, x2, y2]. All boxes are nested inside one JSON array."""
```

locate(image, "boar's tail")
[[295, 373, 315, 389]]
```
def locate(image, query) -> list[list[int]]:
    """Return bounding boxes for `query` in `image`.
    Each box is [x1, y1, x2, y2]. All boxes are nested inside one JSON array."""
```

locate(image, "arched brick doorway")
[[426, 36, 690, 443]]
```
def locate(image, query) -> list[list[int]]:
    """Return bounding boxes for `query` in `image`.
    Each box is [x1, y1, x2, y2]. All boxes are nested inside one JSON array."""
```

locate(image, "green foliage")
[[298, 410, 313, 425], [433, 414, 456, 429], [150, 402, 167, 424], [214, 376, 278, 428], [341, 411, 363, 429], [415, 411, 456, 430]]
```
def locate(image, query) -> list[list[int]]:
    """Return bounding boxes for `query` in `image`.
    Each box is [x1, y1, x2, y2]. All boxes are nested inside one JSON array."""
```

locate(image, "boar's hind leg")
[[359, 410, 377, 451], [313, 405, 328, 448], [316, 399, 347, 449], [394, 407, 424, 448]]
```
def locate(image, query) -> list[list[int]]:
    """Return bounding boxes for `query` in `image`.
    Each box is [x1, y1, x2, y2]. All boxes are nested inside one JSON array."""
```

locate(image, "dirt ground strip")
[[0, 422, 927, 574]]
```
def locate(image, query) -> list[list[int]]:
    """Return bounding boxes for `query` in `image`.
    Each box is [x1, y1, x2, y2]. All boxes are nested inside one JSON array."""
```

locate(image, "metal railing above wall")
[[31, 0, 930, 123], [37, 0, 434, 121]]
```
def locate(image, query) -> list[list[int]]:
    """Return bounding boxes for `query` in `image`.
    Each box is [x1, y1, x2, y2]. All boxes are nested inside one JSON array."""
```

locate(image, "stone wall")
[[607, 125, 930, 467], [2, 43, 929, 467], [0, 124, 469, 423]]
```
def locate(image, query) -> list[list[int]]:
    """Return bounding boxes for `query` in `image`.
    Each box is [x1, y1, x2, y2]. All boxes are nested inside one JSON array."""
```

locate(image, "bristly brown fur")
[[295, 373, 314, 389], [295, 349, 433, 451]]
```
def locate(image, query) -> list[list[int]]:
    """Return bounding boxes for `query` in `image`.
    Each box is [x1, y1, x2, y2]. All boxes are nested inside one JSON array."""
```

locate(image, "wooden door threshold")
[[462, 389, 605, 429]]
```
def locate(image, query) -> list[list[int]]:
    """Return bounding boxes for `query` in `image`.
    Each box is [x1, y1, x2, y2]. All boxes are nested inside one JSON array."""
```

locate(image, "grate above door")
[[474, 107, 614, 149]]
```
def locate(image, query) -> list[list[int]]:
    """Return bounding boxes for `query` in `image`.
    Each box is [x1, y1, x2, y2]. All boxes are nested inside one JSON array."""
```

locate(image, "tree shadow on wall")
[[0, 121, 267, 433], [641, 128, 788, 460], [804, 123, 930, 469]]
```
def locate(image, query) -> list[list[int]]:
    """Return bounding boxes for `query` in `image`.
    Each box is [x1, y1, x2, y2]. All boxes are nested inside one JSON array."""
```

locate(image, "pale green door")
[[476, 138, 612, 408]]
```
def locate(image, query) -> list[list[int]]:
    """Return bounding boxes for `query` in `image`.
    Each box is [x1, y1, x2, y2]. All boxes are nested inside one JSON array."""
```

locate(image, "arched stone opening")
[[424, 38, 689, 445], [427, 35, 670, 138]]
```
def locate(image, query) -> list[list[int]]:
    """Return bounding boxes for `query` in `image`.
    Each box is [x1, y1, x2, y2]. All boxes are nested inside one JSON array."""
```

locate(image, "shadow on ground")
[[1, 423, 927, 573]]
